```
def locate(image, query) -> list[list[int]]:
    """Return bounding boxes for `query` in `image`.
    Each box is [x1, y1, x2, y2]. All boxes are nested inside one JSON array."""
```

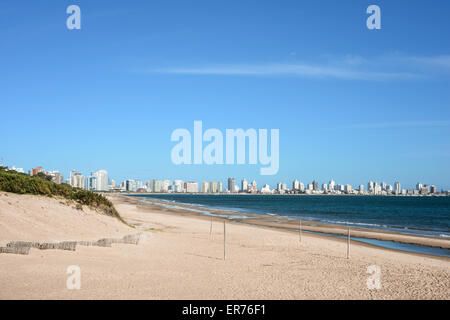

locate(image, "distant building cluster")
[[279, 179, 440, 196], [17, 165, 64, 185], [68, 169, 109, 191], [1, 162, 448, 196], [115, 177, 445, 196], [2, 164, 109, 192], [120, 179, 222, 194], [218, 178, 443, 196]]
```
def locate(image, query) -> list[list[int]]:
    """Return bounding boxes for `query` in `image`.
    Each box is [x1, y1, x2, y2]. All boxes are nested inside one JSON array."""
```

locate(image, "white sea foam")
[[322, 220, 384, 228], [140, 199, 249, 219]]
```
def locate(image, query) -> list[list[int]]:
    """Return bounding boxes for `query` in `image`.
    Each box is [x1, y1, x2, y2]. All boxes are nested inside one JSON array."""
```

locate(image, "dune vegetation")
[[0, 167, 126, 224]]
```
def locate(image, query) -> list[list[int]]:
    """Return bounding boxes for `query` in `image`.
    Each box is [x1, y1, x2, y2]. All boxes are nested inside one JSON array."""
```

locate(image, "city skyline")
[[2, 161, 445, 195]]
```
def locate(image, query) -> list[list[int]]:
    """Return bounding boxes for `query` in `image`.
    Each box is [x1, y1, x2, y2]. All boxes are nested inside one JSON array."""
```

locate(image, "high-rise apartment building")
[[126, 179, 138, 192], [201, 181, 209, 193], [394, 182, 401, 195], [161, 180, 172, 192], [31, 166, 44, 176], [329, 180, 335, 192], [368, 181, 374, 193], [185, 182, 198, 193], [276, 182, 283, 192], [260, 184, 271, 194], [152, 179, 162, 193], [87, 175, 98, 191], [46, 171, 63, 184], [173, 180, 184, 193], [241, 179, 248, 193], [313, 180, 319, 191], [421, 184, 429, 195], [292, 180, 299, 191], [299, 182, 305, 192], [209, 181, 218, 193], [95, 170, 109, 191], [248, 180, 257, 193], [228, 178, 235, 193], [70, 170, 85, 189]]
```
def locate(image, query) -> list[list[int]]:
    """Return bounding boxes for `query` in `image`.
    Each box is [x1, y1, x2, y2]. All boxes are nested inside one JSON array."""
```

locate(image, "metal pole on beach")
[[223, 220, 226, 260], [299, 219, 302, 243], [347, 227, 350, 259], [210, 216, 213, 238]]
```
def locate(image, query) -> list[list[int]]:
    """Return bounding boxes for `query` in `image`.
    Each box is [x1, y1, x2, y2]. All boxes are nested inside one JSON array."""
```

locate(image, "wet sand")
[[127, 195, 450, 251]]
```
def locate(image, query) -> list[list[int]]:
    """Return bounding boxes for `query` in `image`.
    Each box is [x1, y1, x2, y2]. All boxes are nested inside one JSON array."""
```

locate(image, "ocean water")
[[132, 194, 450, 239]]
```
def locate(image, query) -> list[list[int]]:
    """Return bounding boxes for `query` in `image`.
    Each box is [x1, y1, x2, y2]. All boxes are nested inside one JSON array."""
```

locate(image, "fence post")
[[299, 219, 302, 243], [347, 227, 350, 259], [223, 220, 226, 260], [210, 216, 213, 238]]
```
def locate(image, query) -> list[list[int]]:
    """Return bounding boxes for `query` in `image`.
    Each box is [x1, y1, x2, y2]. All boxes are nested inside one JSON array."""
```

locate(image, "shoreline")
[[116, 192, 450, 197], [119, 194, 450, 259]]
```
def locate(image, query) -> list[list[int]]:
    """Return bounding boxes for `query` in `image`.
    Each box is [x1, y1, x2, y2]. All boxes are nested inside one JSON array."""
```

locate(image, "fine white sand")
[[0, 192, 449, 299]]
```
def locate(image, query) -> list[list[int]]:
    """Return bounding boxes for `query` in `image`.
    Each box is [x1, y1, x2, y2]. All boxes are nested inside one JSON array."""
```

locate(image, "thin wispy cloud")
[[156, 63, 418, 81], [151, 54, 450, 81], [407, 55, 450, 69]]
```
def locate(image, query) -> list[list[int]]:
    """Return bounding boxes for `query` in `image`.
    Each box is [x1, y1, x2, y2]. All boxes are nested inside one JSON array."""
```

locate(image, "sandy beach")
[[0, 192, 449, 299]]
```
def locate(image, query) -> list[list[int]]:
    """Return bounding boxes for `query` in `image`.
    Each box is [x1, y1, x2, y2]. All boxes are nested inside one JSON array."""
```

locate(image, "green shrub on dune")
[[0, 167, 126, 224]]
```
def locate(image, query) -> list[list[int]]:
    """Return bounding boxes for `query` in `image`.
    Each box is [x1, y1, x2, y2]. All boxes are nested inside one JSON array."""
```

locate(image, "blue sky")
[[1, 0, 449, 190]]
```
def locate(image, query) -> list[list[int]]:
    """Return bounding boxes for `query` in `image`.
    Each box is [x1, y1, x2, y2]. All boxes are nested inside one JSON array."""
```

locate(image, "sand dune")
[[0, 192, 133, 245]]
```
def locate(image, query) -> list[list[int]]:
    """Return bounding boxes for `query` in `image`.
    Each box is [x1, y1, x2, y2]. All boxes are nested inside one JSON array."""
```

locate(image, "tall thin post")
[[299, 219, 302, 243], [347, 227, 350, 259], [223, 221, 226, 260], [210, 216, 213, 238]]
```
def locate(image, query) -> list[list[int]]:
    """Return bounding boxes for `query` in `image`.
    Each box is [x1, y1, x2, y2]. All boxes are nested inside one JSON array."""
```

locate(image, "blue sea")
[[130, 194, 450, 257]]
